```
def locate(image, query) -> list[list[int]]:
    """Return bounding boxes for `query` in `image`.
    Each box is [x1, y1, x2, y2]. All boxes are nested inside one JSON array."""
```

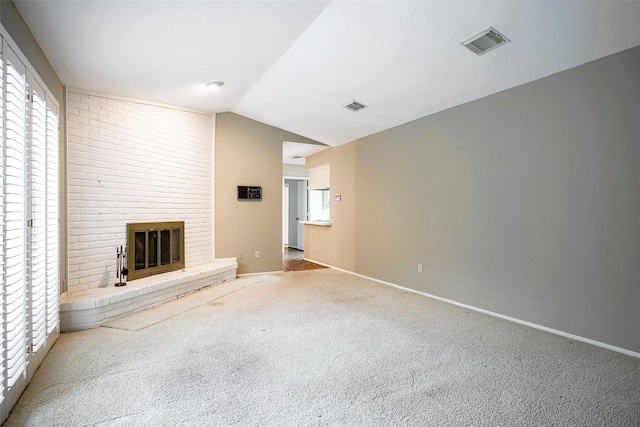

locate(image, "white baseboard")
[[304, 258, 640, 359], [238, 270, 284, 277]]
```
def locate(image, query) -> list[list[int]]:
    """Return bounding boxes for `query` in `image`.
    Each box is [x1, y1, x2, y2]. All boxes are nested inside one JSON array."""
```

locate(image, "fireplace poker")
[[115, 245, 128, 287]]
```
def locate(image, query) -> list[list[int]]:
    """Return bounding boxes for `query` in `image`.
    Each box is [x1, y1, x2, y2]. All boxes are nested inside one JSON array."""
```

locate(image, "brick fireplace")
[[61, 90, 237, 331], [66, 90, 213, 294]]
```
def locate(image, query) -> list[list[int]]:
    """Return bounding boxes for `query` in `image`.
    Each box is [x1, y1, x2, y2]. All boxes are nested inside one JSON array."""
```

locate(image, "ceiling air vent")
[[343, 100, 368, 112], [462, 27, 510, 56]]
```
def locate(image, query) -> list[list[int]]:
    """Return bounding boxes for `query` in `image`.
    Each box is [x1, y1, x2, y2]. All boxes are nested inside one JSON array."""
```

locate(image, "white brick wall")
[[67, 90, 213, 294]]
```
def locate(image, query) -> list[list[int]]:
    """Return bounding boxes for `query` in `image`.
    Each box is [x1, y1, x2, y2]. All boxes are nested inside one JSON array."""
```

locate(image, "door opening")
[[282, 177, 326, 272], [283, 178, 307, 251]]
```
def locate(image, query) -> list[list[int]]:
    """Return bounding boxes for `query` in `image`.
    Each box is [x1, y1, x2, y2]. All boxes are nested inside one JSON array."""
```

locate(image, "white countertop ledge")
[[301, 221, 332, 227]]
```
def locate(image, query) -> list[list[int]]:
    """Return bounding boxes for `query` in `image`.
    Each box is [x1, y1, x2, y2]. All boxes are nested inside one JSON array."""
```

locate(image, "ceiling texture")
[[14, 1, 640, 148]]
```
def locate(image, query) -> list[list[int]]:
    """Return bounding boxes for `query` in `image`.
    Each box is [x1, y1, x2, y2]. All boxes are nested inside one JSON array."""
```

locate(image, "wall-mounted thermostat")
[[238, 186, 262, 201]]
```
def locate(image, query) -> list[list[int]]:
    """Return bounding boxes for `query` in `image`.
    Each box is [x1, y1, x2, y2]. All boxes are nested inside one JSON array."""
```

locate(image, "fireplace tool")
[[115, 245, 129, 287]]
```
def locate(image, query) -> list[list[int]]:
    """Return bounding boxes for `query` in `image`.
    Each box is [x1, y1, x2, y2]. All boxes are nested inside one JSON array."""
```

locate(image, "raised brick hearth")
[[60, 259, 237, 331]]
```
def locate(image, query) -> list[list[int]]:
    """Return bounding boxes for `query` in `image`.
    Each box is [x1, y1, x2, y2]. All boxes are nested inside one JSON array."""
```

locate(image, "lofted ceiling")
[[14, 1, 640, 148]]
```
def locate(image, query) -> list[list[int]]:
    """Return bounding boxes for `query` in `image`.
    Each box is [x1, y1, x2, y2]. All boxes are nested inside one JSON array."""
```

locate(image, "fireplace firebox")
[[127, 221, 185, 280]]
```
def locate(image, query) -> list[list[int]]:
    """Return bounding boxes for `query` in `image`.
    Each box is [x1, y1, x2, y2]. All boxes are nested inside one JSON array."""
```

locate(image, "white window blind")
[[28, 80, 47, 352], [1, 29, 60, 423], [3, 44, 28, 390], [0, 35, 5, 400], [45, 98, 59, 334]]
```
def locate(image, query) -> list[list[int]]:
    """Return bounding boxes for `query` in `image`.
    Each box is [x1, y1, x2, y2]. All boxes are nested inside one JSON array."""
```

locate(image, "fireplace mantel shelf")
[[60, 259, 238, 331]]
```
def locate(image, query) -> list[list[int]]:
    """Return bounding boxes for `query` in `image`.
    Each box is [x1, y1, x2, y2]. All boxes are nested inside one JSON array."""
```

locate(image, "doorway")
[[284, 178, 307, 251], [283, 178, 325, 272]]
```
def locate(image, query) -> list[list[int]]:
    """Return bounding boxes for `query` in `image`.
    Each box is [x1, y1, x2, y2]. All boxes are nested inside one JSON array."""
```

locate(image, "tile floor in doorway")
[[283, 247, 327, 272]]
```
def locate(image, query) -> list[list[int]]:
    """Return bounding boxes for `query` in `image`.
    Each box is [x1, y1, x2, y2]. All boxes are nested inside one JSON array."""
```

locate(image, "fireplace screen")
[[127, 221, 185, 280]]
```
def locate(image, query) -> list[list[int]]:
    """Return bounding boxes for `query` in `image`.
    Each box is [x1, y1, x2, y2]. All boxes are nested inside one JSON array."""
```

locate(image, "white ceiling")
[[15, 1, 640, 147]]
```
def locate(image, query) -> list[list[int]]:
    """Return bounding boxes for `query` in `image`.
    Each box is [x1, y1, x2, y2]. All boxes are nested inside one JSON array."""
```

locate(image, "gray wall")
[[1, 1, 68, 293], [306, 45, 640, 353], [215, 113, 320, 274]]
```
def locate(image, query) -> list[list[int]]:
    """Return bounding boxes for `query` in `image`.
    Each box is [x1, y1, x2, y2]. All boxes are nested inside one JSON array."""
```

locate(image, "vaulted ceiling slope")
[[15, 1, 640, 146]]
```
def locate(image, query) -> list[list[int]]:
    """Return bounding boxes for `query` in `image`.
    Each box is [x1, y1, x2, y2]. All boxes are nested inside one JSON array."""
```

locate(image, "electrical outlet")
[[417, 263, 423, 273], [255, 251, 260, 258], [238, 253, 243, 260]]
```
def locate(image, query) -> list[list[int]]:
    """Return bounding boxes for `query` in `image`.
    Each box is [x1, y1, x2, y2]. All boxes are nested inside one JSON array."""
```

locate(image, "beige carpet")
[[5, 269, 640, 426]]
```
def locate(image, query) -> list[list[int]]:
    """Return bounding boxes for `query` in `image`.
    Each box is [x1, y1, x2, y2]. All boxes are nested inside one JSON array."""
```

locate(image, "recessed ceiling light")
[[206, 81, 224, 90], [462, 27, 510, 56]]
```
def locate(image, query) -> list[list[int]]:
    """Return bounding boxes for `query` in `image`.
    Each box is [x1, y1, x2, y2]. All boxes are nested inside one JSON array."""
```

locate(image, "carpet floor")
[[5, 269, 640, 426]]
